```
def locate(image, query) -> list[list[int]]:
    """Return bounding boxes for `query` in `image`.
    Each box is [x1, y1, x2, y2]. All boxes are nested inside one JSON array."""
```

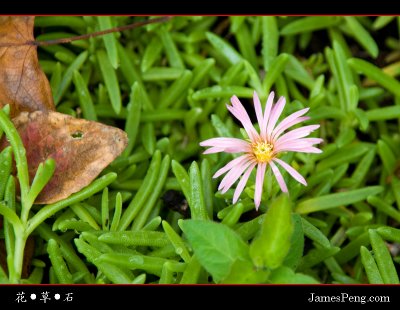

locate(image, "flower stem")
[[0, 109, 30, 221], [9, 230, 26, 284]]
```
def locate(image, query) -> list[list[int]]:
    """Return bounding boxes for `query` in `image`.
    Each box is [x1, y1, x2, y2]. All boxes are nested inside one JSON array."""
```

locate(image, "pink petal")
[[295, 147, 323, 153], [253, 91, 264, 131], [277, 146, 322, 153], [299, 137, 324, 144], [275, 124, 320, 145], [275, 138, 323, 151], [269, 161, 288, 193], [272, 116, 310, 143], [226, 105, 258, 140], [219, 160, 254, 194], [203, 147, 225, 154], [266, 96, 286, 137], [273, 158, 307, 186], [271, 106, 310, 139], [233, 162, 257, 204], [201, 137, 251, 154], [203, 146, 248, 154], [273, 116, 310, 141], [200, 137, 250, 148], [254, 162, 267, 210], [213, 155, 249, 178], [261, 91, 275, 139], [223, 146, 251, 153], [227, 103, 259, 141]]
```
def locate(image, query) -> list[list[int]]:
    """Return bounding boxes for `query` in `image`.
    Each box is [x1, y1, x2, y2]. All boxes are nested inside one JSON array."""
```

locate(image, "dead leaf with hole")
[[0, 17, 129, 204], [1, 111, 128, 204], [0, 16, 55, 117]]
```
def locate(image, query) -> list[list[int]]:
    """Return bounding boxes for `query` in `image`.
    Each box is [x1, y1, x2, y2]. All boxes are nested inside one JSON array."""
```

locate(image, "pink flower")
[[200, 91, 323, 210]]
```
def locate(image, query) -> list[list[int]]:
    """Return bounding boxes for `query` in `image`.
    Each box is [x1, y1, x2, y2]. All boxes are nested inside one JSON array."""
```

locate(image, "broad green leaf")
[[250, 194, 293, 269], [269, 266, 319, 284], [221, 259, 269, 284], [179, 219, 250, 283], [283, 214, 304, 270], [235, 214, 265, 241]]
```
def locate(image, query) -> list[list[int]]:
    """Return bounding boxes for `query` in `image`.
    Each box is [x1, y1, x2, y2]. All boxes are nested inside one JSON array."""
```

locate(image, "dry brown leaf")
[[2, 111, 128, 204], [0, 16, 55, 117], [0, 17, 129, 204]]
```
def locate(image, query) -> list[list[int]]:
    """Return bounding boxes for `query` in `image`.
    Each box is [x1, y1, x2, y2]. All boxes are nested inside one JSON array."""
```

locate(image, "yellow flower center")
[[252, 141, 274, 163]]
